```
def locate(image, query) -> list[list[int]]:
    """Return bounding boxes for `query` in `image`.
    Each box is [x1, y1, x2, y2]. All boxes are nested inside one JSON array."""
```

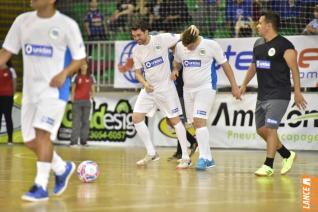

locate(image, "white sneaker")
[[136, 153, 160, 166], [176, 158, 191, 169]]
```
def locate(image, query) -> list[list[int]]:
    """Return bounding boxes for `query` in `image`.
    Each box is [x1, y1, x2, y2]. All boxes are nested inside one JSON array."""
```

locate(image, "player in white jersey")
[[0, 0, 86, 201], [130, 19, 199, 169], [172, 28, 241, 170]]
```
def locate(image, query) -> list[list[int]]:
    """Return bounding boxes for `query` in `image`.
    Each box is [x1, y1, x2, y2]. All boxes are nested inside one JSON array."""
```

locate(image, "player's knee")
[[35, 128, 51, 142], [169, 117, 180, 126], [24, 140, 36, 150], [132, 113, 144, 124], [193, 118, 206, 129], [256, 128, 267, 137]]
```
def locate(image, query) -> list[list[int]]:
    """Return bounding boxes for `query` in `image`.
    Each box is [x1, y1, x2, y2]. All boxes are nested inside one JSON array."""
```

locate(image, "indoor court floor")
[[0, 145, 317, 212]]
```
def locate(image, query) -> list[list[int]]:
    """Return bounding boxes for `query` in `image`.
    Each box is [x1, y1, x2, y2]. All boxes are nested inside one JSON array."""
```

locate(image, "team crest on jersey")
[[268, 48, 276, 57], [155, 44, 162, 51], [199, 48, 206, 56], [49, 27, 60, 40]]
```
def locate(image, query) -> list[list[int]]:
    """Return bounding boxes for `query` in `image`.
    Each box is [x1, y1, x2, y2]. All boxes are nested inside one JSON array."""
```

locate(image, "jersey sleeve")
[[9, 68, 17, 79], [209, 40, 227, 65], [65, 20, 86, 60], [283, 38, 295, 51], [2, 15, 23, 54], [173, 43, 182, 63], [132, 48, 143, 70], [160, 33, 181, 48]]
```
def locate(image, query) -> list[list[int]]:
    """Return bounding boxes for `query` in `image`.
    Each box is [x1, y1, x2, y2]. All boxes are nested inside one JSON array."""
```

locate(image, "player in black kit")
[[240, 11, 307, 176]]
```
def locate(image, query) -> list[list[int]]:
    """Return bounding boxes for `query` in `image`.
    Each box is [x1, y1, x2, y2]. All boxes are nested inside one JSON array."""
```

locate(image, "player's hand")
[[294, 91, 307, 110], [189, 25, 199, 36], [170, 69, 179, 81], [239, 85, 247, 95], [50, 71, 67, 88], [232, 86, 242, 100], [144, 82, 154, 93]]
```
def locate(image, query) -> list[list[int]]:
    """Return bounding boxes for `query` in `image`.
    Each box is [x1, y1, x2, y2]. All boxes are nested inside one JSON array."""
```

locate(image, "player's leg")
[[191, 89, 216, 170], [133, 90, 158, 165], [166, 117, 182, 161], [264, 100, 295, 175], [158, 89, 190, 169], [21, 102, 51, 201], [37, 99, 75, 196], [180, 96, 198, 156], [255, 100, 294, 176], [254, 100, 274, 176], [163, 92, 191, 169]]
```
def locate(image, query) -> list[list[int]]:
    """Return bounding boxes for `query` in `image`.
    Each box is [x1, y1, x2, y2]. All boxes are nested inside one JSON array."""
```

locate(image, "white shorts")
[[184, 88, 216, 123], [134, 87, 182, 118], [21, 98, 66, 142]]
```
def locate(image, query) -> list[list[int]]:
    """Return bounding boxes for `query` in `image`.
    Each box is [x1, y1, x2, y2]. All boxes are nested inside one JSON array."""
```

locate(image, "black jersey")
[[252, 35, 295, 100]]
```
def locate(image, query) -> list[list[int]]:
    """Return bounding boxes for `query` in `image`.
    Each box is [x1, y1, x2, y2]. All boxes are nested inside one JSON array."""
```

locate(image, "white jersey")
[[174, 37, 227, 91], [3, 11, 86, 103], [132, 33, 180, 92]]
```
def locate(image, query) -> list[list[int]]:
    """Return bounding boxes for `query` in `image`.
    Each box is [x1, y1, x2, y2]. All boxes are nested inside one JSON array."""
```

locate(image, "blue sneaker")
[[206, 159, 216, 168], [21, 184, 48, 202], [53, 161, 76, 196], [196, 158, 216, 170]]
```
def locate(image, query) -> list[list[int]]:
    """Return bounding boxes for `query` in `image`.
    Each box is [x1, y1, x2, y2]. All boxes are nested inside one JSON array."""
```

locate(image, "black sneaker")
[[167, 152, 182, 161]]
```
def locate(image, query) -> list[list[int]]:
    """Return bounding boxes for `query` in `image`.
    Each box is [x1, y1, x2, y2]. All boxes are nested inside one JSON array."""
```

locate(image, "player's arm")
[[171, 60, 182, 80], [240, 63, 256, 95], [284, 49, 307, 110], [135, 68, 153, 93], [50, 59, 84, 87], [0, 49, 13, 67], [221, 62, 241, 100], [71, 83, 76, 101]]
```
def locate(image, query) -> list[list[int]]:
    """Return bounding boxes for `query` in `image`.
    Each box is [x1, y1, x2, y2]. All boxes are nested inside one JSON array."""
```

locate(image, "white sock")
[[174, 122, 190, 159], [196, 127, 212, 160], [51, 151, 66, 176], [35, 161, 51, 190], [134, 121, 156, 156]]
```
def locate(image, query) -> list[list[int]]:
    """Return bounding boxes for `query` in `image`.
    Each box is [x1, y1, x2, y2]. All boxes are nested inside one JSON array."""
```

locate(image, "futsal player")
[[131, 19, 198, 169], [240, 12, 307, 176], [0, 0, 86, 201], [172, 28, 241, 170]]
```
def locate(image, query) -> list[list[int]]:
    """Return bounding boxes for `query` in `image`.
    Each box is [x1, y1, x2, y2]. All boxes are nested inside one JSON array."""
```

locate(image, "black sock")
[[176, 141, 182, 155], [186, 131, 196, 145], [264, 157, 274, 168], [277, 145, 291, 158]]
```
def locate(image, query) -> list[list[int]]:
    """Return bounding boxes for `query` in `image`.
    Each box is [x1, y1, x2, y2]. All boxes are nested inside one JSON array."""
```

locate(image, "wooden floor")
[[0, 145, 317, 212]]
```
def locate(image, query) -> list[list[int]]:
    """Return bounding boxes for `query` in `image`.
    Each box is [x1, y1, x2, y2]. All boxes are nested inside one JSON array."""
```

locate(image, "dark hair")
[[130, 18, 149, 32], [181, 28, 199, 46], [262, 11, 280, 32], [315, 5, 318, 12]]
